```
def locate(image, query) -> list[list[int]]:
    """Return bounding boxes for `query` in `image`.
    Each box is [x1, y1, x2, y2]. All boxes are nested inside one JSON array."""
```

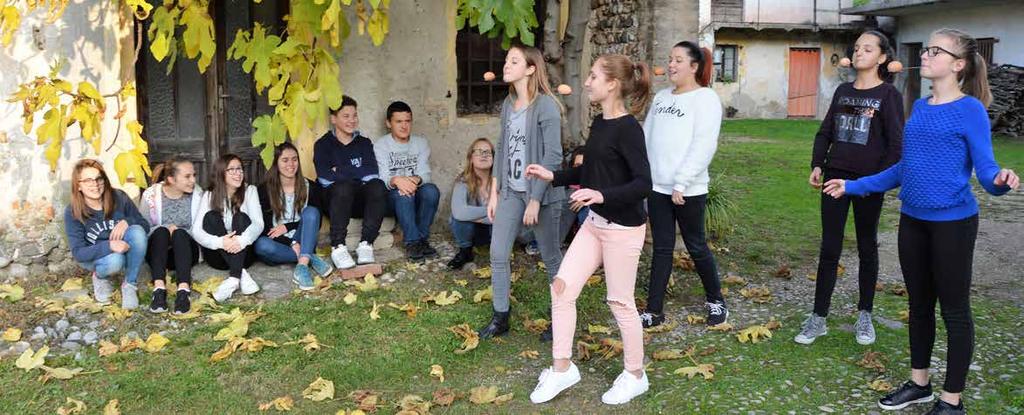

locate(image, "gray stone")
[[29, 333, 47, 341], [55, 319, 70, 332], [66, 331, 82, 342], [60, 341, 81, 351], [86, 321, 100, 330], [969, 364, 982, 371], [0, 255, 10, 268], [6, 263, 29, 279], [45, 328, 58, 338], [33, 326, 45, 334], [12, 341, 30, 354], [30, 263, 46, 276], [874, 316, 904, 330]]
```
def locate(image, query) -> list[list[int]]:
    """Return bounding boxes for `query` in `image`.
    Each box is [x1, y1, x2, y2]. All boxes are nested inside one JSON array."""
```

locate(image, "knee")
[[365, 179, 387, 196], [489, 246, 510, 263], [301, 206, 321, 222], [607, 298, 637, 314], [98, 254, 126, 276], [170, 227, 191, 242], [151, 226, 170, 241], [420, 183, 440, 203], [126, 224, 147, 242], [202, 211, 223, 230]]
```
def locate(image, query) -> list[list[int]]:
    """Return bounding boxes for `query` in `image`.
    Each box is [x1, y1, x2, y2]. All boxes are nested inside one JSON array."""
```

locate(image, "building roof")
[[842, 0, 1007, 16], [712, 21, 862, 33]]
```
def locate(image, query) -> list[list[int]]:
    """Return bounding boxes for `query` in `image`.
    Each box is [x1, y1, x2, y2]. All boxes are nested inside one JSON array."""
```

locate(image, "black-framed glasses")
[[922, 46, 961, 59], [225, 167, 244, 174], [472, 149, 494, 157], [78, 176, 105, 186]]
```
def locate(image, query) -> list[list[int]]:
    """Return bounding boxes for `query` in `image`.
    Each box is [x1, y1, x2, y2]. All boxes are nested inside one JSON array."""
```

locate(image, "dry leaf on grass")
[[652, 349, 690, 361], [857, 351, 888, 372], [519, 349, 540, 359], [67, 295, 104, 314], [258, 396, 294, 412], [468, 386, 512, 404], [283, 333, 329, 352], [303, 377, 335, 401], [0, 283, 25, 302], [432, 388, 457, 406], [899, 309, 910, 322], [472, 267, 492, 279], [61, 278, 83, 292], [448, 324, 479, 354], [193, 277, 225, 295], [586, 274, 603, 287], [523, 318, 549, 334], [15, 346, 48, 371], [645, 320, 677, 334], [422, 290, 462, 306], [343, 292, 358, 305], [103, 399, 120, 415], [739, 287, 773, 303], [39, 365, 90, 382], [56, 397, 87, 415], [675, 363, 715, 380], [708, 322, 734, 332], [597, 338, 623, 359], [349, 389, 380, 412], [97, 340, 119, 357], [143, 333, 170, 353], [209, 337, 245, 363], [103, 305, 132, 322], [369, 301, 381, 320], [472, 286, 492, 303], [687, 314, 706, 325], [722, 273, 746, 285], [430, 364, 445, 382], [868, 379, 894, 392], [118, 336, 145, 353], [3, 327, 22, 341], [774, 264, 792, 279], [346, 274, 379, 292], [736, 325, 773, 343], [764, 318, 783, 330], [36, 297, 66, 314], [587, 324, 612, 335], [396, 394, 431, 414], [453, 279, 468, 287], [889, 285, 907, 296], [387, 302, 420, 318]]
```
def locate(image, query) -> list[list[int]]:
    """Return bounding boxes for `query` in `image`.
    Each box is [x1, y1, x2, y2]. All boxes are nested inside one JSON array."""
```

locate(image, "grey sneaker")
[[855, 310, 876, 345], [91, 272, 113, 305], [121, 283, 139, 310], [794, 313, 827, 345]]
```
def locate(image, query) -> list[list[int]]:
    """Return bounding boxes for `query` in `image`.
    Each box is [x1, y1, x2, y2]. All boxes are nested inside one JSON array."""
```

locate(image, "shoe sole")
[[293, 278, 315, 291], [530, 376, 581, 404], [602, 385, 649, 405], [149, 307, 167, 314], [794, 330, 827, 345], [241, 287, 260, 295], [706, 310, 729, 327], [357, 259, 375, 265], [856, 336, 876, 345], [878, 394, 934, 410]]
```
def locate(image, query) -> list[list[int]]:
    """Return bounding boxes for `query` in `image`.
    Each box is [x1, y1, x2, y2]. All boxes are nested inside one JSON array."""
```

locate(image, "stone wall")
[[0, 200, 78, 281], [589, 0, 647, 61]]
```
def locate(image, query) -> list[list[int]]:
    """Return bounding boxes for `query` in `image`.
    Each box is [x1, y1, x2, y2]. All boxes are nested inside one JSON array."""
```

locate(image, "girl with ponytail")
[[823, 28, 1019, 414], [798, 30, 905, 347], [524, 54, 652, 405], [639, 41, 728, 330]]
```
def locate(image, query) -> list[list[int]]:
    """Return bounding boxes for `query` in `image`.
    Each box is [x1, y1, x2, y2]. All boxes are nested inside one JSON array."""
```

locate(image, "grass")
[[2, 119, 1022, 414]]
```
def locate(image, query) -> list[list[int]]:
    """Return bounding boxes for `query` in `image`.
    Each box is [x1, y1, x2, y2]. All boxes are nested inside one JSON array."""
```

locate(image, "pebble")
[[969, 364, 981, 371], [29, 333, 47, 341], [55, 319, 70, 332], [818, 405, 835, 413], [66, 331, 82, 342], [13, 341, 30, 354], [83, 331, 98, 345], [87, 321, 100, 330], [74, 352, 83, 361], [60, 341, 82, 351], [33, 326, 44, 334]]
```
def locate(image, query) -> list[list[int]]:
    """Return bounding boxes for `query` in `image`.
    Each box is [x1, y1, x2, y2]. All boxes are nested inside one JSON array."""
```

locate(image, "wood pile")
[[988, 64, 1024, 138]]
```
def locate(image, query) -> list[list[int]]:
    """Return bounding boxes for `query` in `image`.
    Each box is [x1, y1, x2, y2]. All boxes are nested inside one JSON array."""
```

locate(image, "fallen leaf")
[[890, 285, 907, 296], [586, 274, 603, 287], [687, 314, 706, 325], [774, 264, 792, 279], [0, 283, 25, 302], [736, 325, 773, 343], [432, 388, 457, 406], [472, 286, 493, 303], [721, 286, 729, 297], [336, 410, 367, 415], [346, 274, 379, 292], [898, 309, 910, 322], [303, 377, 335, 401], [708, 322, 734, 332], [369, 301, 381, 320], [673, 252, 696, 271], [118, 336, 144, 353], [284, 333, 329, 352], [518, 349, 540, 359], [67, 295, 104, 313], [644, 320, 678, 334], [214, 316, 249, 341], [652, 349, 688, 361], [207, 308, 245, 324], [868, 379, 893, 392], [396, 394, 431, 414], [587, 324, 612, 335], [15, 345, 48, 371], [453, 279, 468, 287], [349, 390, 380, 412], [387, 302, 420, 318], [875, 281, 885, 291], [97, 340, 119, 357], [807, 273, 817, 281], [35, 297, 66, 314], [837, 264, 846, 276], [576, 340, 596, 361], [675, 363, 715, 380], [472, 267, 492, 279], [722, 273, 746, 285], [103, 305, 131, 321], [597, 338, 623, 359], [193, 277, 225, 296], [3, 327, 22, 341], [242, 337, 278, 353], [857, 351, 888, 373], [448, 324, 479, 354], [343, 292, 358, 305], [143, 333, 170, 353], [494, 392, 514, 404], [423, 290, 462, 306], [469, 386, 498, 404], [209, 337, 245, 362], [430, 364, 445, 382], [764, 318, 783, 330], [523, 318, 550, 334], [57, 397, 87, 415], [103, 399, 120, 415], [61, 278, 84, 292], [739, 286, 773, 303], [40, 365, 85, 380], [259, 396, 294, 411]]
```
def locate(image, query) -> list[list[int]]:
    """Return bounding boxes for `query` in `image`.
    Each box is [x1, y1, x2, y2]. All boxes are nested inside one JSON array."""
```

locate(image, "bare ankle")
[[553, 359, 571, 372]]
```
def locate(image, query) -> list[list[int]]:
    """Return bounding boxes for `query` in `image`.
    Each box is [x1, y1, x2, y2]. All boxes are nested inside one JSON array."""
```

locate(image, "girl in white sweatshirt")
[[192, 154, 264, 302], [641, 41, 727, 328]]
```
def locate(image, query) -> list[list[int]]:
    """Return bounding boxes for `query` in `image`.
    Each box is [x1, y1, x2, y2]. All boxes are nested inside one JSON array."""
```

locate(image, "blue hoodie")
[[313, 130, 380, 187], [63, 189, 151, 263]]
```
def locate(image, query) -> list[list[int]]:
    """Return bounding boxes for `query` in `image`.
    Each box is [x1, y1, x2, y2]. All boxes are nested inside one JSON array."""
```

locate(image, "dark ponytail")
[[151, 155, 191, 184], [673, 41, 713, 87], [860, 30, 896, 83], [933, 28, 992, 107]]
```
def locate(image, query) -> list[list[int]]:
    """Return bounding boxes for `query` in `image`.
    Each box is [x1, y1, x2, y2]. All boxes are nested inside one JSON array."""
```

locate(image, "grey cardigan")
[[494, 94, 566, 205]]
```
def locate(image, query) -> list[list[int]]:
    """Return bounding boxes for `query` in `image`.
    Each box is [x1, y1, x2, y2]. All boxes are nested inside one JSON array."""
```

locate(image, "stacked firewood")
[[988, 64, 1024, 138]]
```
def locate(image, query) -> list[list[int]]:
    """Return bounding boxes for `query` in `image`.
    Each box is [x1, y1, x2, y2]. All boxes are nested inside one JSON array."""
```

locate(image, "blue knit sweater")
[[846, 96, 1011, 221]]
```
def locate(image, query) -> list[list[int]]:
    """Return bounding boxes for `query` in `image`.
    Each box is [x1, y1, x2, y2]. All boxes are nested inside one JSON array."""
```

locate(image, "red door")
[[788, 48, 820, 118]]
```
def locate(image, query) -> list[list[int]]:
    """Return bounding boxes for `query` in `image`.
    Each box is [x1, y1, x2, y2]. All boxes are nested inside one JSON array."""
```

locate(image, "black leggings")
[[646, 192, 723, 315], [146, 226, 200, 285], [200, 211, 256, 279], [324, 179, 387, 246], [813, 169, 884, 317], [899, 213, 978, 394]]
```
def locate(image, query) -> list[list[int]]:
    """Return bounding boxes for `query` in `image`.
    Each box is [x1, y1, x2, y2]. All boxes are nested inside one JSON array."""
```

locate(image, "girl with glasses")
[[447, 138, 495, 270]]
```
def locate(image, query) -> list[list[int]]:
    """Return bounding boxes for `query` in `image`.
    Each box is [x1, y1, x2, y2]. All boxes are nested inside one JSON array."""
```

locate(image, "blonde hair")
[[70, 159, 115, 223], [457, 138, 494, 204], [508, 45, 560, 108]]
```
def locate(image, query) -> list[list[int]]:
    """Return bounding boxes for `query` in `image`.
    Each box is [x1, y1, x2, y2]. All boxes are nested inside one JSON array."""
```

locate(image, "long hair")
[[596, 54, 654, 116], [859, 30, 897, 83], [70, 159, 115, 223], [456, 138, 494, 204], [151, 155, 193, 184], [674, 41, 713, 87], [263, 142, 308, 222], [933, 28, 992, 107], [508, 45, 558, 105], [208, 153, 246, 214]]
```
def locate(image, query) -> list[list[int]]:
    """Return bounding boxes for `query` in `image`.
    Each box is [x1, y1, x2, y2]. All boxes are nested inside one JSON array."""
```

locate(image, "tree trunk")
[[561, 0, 590, 147]]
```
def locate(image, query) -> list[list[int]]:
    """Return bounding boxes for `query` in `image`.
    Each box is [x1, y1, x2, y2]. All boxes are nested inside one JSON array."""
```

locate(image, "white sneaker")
[[601, 370, 649, 405], [240, 269, 260, 295], [356, 241, 375, 265], [120, 283, 139, 310], [332, 245, 356, 269], [213, 278, 240, 303], [91, 272, 113, 305], [529, 363, 581, 404]]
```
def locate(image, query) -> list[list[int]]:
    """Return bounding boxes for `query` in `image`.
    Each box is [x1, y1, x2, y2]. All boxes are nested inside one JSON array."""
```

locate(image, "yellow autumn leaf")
[[103, 399, 120, 415], [722, 273, 746, 285], [343, 292, 358, 305], [449, 324, 479, 354], [284, 333, 329, 352], [387, 302, 419, 318], [430, 364, 444, 382], [61, 278, 83, 292], [494, 392, 514, 404], [674, 363, 715, 380], [523, 318, 549, 334], [765, 318, 783, 330], [56, 397, 87, 415], [472, 267, 491, 279], [36, 297, 66, 314], [67, 295, 103, 314], [346, 274, 378, 292], [652, 349, 688, 361], [369, 301, 381, 320], [118, 336, 144, 353], [349, 389, 380, 412], [259, 396, 294, 412], [193, 277, 225, 295], [3, 327, 22, 342], [242, 337, 278, 353], [303, 377, 335, 401], [586, 274, 602, 287], [645, 320, 678, 334], [518, 349, 540, 359], [736, 324, 773, 343], [214, 316, 249, 340], [397, 394, 431, 414], [686, 314, 706, 325], [1, 6, 21, 47], [209, 337, 245, 362], [468, 386, 498, 404], [453, 279, 468, 287], [739, 286, 773, 303], [424, 290, 462, 306], [40, 365, 85, 380], [103, 305, 132, 321], [98, 340, 119, 357], [868, 379, 894, 392], [708, 322, 734, 332], [472, 286, 492, 303], [587, 324, 612, 335], [0, 283, 25, 302], [143, 333, 170, 353], [15, 345, 48, 371]]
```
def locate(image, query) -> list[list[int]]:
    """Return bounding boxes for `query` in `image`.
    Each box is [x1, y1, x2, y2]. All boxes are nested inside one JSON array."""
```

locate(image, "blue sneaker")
[[308, 255, 335, 278], [293, 264, 314, 291]]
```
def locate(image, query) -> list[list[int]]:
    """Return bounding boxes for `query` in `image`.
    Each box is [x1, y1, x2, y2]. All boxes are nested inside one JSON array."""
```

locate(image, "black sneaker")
[[173, 289, 191, 315], [419, 240, 438, 258], [447, 247, 475, 270], [639, 311, 665, 329], [406, 242, 425, 261], [149, 288, 168, 313], [539, 326, 553, 342], [924, 399, 965, 415], [878, 380, 934, 411], [707, 300, 729, 326]]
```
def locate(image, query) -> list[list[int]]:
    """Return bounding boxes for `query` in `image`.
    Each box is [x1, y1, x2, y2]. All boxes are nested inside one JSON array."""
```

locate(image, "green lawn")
[[2, 119, 1022, 414]]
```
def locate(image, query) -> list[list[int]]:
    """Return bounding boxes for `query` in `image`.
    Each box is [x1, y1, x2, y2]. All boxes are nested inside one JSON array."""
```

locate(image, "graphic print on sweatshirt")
[[834, 96, 881, 145], [505, 109, 528, 191], [651, 97, 686, 118], [85, 219, 119, 245], [385, 151, 418, 178], [350, 157, 363, 169]]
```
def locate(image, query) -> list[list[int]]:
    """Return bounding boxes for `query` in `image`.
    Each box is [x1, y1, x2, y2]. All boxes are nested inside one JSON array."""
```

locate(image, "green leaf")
[[251, 114, 286, 168]]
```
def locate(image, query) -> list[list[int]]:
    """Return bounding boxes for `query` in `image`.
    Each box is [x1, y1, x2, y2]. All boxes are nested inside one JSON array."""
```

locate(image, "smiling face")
[[584, 59, 616, 103], [276, 147, 299, 180], [470, 140, 494, 171], [920, 34, 965, 80], [166, 161, 196, 194], [667, 46, 698, 86], [502, 47, 535, 84], [387, 111, 413, 141], [330, 105, 359, 137], [224, 159, 244, 191], [852, 33, 887, 72], [77, 167, 105, 201]]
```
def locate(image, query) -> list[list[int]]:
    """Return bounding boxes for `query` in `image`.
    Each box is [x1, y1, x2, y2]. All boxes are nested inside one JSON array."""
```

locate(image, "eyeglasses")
[[78, 177, 105, 187], [472, 149, 494, 157], [922, 46, 961, 59], [226, 167, 244, 174]]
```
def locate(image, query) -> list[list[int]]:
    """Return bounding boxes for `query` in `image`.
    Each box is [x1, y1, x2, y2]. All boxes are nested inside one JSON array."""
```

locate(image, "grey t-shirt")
[[282, 192, 298, 239], [505, 107, 528, 192], [161, 191, 192, 229]]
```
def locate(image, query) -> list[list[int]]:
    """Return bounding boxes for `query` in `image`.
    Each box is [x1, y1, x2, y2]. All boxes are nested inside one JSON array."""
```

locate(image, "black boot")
[[447, 247, 474, 270], [478, 310, 511, 339]]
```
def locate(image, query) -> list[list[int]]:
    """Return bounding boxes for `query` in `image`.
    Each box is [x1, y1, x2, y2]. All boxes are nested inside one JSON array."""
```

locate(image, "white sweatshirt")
[[191, 185, 264, 250], [374, 134, 432, 189], [643, 87, 723, 196]]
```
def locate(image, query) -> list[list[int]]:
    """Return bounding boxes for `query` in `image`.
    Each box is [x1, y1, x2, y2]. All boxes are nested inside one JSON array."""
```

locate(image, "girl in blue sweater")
[[824, 29, 1019, 415]]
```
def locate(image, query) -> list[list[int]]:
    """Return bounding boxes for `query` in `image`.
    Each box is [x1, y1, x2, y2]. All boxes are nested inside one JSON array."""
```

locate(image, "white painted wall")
[[741, 0, 861, 25]]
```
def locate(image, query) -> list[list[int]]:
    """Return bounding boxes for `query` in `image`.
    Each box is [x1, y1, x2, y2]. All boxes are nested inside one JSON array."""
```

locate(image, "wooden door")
[[788, 48, 820, 118]]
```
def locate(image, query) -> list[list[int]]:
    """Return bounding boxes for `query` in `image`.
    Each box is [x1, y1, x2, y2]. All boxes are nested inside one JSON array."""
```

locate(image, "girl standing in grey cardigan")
[[478, 45, 565, 340]]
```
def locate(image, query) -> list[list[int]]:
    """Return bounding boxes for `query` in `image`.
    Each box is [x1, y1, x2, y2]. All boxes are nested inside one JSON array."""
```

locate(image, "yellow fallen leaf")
[[837, 263, 846, 276], [687, 314, 706, 325], [807, 273, 817, 281], [118, 336, 144, 353], [143, 333, 170, 353], [722, 273, 746, 285], [430, 364, 445, 382], [494, 393, 514, 404], [736, 324, 773, 343], [343, 292, 357, 305], [449, 324, 479, 354], [209, 337, 245, 362], [587, 324, 612, 335], [207, 308, 244, 324], [0, 283, 25, 302], [765, 318, 783, 330], [468, 386, 498, 404], [97, 340, 119, 357], [523, 318, 549, 334], [453, 279, 468, 287], [103, 399, 120, 415], [346, 274, 378, 292], [214, 316, 249, 341], [472, 286, 492, 303], [336, 410, 367, 415], [899, 309, 910, 322], [509, 271, 520, 283], [56, 397, 87, 415], [868, 379, 894, 392], [303, 376, 335, 401], [708, 322, 734, 332], [857, 351, 888, 372], [36, 297, 66, 314], [259, 396, 294, 411], [349, 389, 380, 412], [40, 365, 85, 380], [61, 278, 84, 292], [432, 388, 456, 406], [369, 301, 381, 320], [675, 363, 715, 380], [3, 327, 22, 341], [67, 295, 103, 313], [598, 338, 624, 359], [644, 320, 678, 334], [586, 274, 603, 287], [284, 333, 329, 352], [518, 349, 540, 359], [103, 305, 131, 321], [15, 345, 48, 371], [652, 349, 688, 361], [739, 286, 773, 303], [472, 267, 491, 279], [387, 302, 420, 318], [424, 290, 462, 306], [193, 277, 225, 295], [242, 337, 278, 353], [397, 394, 431, 413]]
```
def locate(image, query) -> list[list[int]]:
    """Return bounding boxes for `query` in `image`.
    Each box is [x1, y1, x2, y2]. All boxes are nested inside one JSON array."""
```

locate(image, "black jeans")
[[813, 168, 884, 317], [646, 192, 723, 315], [146, 226, 199, 285], [323, 179, 387, 246], [899, 213, 978, 394], [200, 211, 256, 279]]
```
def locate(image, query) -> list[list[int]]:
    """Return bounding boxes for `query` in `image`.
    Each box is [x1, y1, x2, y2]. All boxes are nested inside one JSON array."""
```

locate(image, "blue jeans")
[[254, 206, 321, 265], [387, 183, 440, 245], [449, 217, 492, 249], [80, 224, 147, 285]]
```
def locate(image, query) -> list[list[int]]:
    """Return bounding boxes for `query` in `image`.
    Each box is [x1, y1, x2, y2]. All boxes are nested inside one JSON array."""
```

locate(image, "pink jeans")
[[551, 218, 646, 372]]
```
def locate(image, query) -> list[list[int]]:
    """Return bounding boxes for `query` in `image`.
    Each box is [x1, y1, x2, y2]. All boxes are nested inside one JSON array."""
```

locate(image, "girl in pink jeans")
[[524, 53, 653, 405]]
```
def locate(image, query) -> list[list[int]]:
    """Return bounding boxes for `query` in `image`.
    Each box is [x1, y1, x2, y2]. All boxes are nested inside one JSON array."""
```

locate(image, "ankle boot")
[[447, 247, 475, 270], [478, 310, 511, 338]]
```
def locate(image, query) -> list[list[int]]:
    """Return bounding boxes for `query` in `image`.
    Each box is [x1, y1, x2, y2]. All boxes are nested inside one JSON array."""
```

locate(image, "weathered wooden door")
[[136, 0, 285, 187], [788, 48, 820, 118]]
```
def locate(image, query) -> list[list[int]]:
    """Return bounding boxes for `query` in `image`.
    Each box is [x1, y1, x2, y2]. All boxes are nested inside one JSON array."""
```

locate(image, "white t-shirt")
[[643, 87, 723, 196]]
